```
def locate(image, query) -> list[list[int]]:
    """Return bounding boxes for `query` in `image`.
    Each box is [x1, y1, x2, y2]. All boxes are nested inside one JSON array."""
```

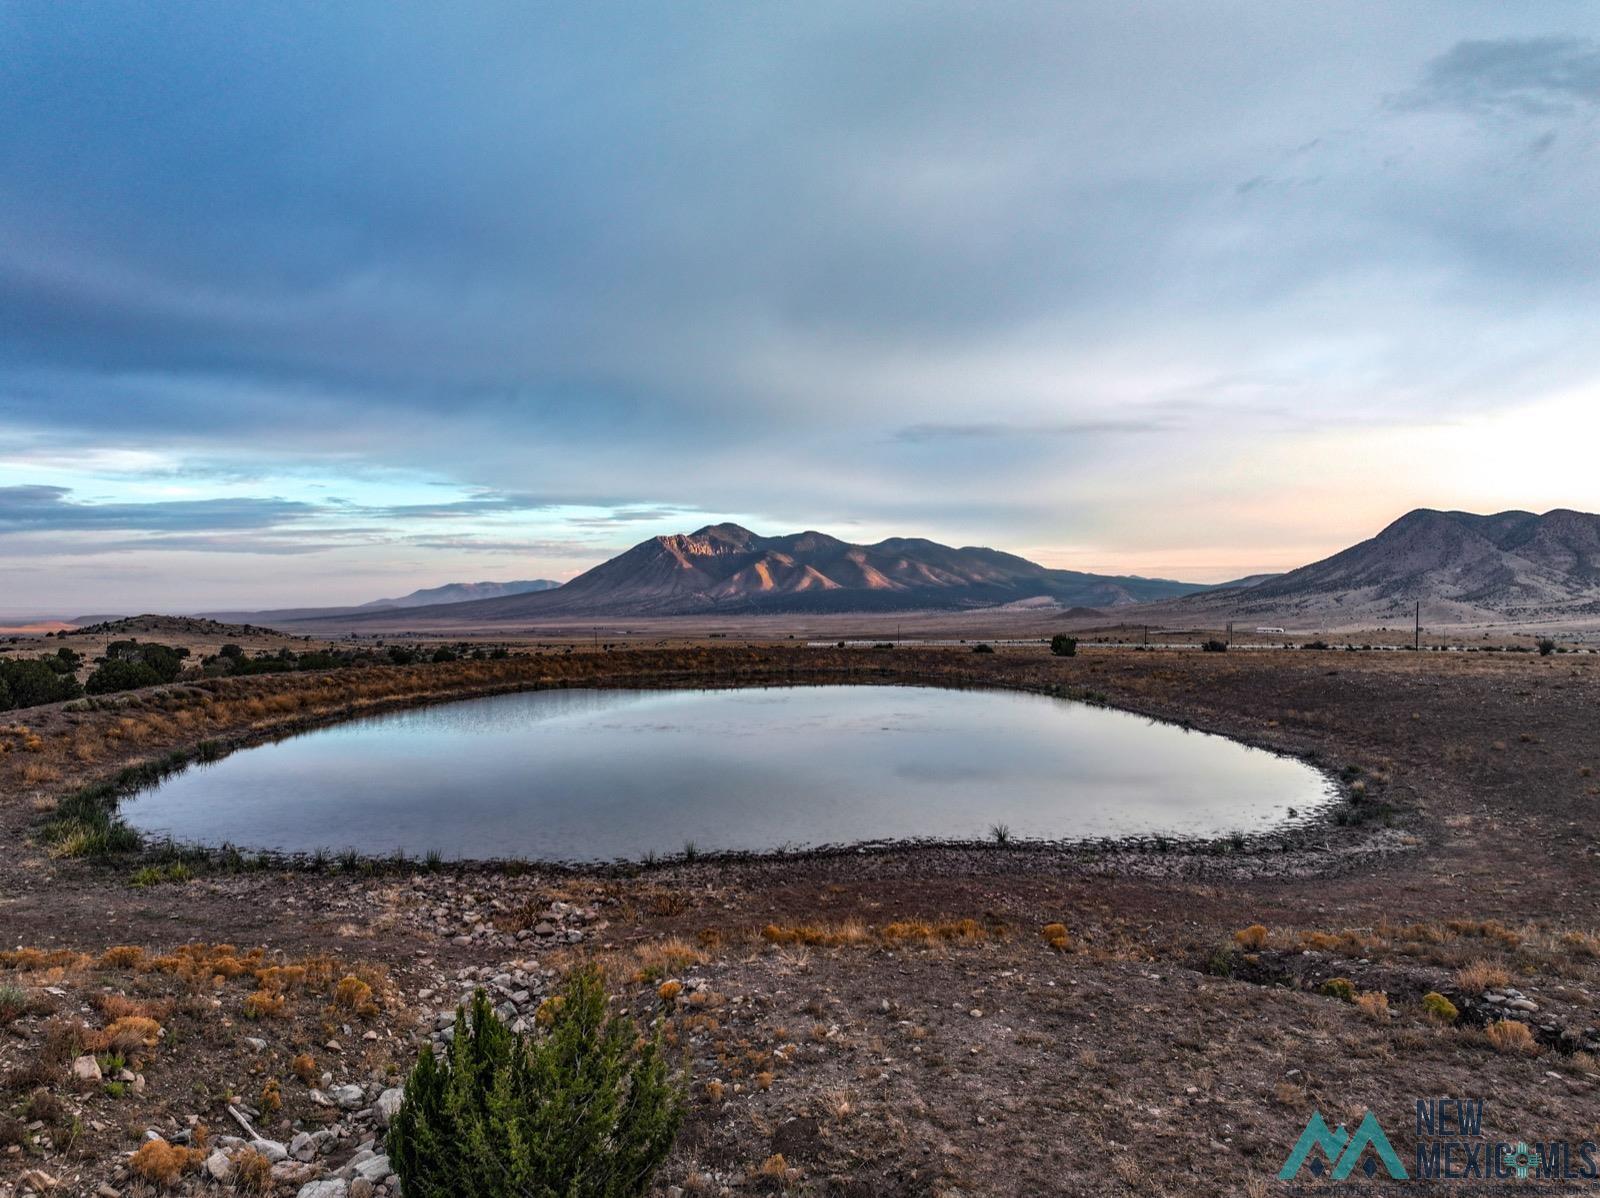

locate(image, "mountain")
[[1154, 508, 1600, 627], [200, 579, 561, 624], [360, 579, 560, 609], [281, 523, 1209, 626]]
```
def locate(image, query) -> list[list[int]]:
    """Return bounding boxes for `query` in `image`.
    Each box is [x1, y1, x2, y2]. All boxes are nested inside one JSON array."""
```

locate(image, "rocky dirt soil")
[[3, 645, 1600, 1197]]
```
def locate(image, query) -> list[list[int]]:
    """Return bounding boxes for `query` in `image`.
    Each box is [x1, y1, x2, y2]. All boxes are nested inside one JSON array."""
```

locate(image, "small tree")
[[388, 966, 685, 1198], [1537, 639, 1556, 657], [1049, 635, 1077, 657]]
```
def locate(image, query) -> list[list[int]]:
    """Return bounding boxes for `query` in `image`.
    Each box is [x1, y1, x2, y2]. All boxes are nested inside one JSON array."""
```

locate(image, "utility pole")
[[1414, 601, 1421, 651], [1225, 620, 1233, 647]]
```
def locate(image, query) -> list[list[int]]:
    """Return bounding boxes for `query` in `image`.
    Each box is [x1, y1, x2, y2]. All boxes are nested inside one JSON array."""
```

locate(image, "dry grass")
[[1354, 991, 1390, 1022], [760, 918, 988, 948], [1233, 924, 1269, 950], [131, 1138, 203, 1186], [233, 1148, 274, 1194], [1485, 1019, 1538, 1056], [1455, 959, 1512, 993]]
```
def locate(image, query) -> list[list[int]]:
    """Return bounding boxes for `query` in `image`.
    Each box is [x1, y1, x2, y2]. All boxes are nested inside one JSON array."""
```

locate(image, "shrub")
[[1455, 960, 1511, 994], [98, 945, 145, 969], [1049, 635, 1078, 658], [1041, 923, 1071, 951], [0, 983, 27, 1025], [388, 968, 685, 1198], [233, 1147, 274, 1194], [334, 974, 375, 1013], [971, 642, 995, 654], [1233, 924, 1269, 951], [1485, 1019, 1538, 1056], [1319, 978, 1356, 1003], [291, 1053, 318, 1082], [0, 657, 84, 710], [84, 658, 162, 695], [1201, 639, 1228, 653], [1421, 992, 1459, 1023], [1538, 639, 1556, 657], [1354, 991, 1390, 1021], [131, 1138, 202, 1185]]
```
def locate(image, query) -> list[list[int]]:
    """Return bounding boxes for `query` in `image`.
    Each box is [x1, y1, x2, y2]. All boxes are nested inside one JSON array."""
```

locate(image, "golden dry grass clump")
[[1455, 960, 1511, 994], [1485, 1019, 1538, 1056], [131, 1138, 204, 1186], [1233, 924, 1269, 951], [1041, 923, 1071, 951], [1354, 991, 1390, 1022]]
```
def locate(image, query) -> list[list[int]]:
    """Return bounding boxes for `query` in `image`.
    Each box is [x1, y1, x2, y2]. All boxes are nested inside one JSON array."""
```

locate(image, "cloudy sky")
[[4, 2, 1599, 612]]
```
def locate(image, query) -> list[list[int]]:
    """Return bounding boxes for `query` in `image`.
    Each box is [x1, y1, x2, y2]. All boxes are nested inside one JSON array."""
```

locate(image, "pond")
[[120, 684, 1334, 861]]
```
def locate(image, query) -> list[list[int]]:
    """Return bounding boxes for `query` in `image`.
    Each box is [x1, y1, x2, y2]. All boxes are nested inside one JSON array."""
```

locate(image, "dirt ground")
[[4, 644, 1600, 1197]]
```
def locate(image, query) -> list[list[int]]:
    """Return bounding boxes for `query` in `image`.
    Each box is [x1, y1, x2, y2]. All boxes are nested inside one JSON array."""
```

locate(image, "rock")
[[244, 1036, 268, 1051], [290, 1131, 318, 1162], [205, 1150, 233, 1182], [352, 1153, 392, 1183], [71, 1055, 102, 1082], [330, 1084, 367, 1110], [17, 1170, 59, 1194], [1509, 998, 1539, 1012], [533, 921, 557, 936], [349, 1182, 376, 1198], [95, 1186, 120, 1198], [375, 1088, 405, 1127], [297, 1183, 349, 1198], [251, 1137, 290, 1164]]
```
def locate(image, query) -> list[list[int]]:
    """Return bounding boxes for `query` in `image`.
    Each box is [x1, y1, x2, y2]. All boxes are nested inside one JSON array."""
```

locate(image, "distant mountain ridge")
[[281, 523, 1210, 626], [200, 578, 560, 625], [1157, 508, 1600, 627], [360, 579, 560, 609]]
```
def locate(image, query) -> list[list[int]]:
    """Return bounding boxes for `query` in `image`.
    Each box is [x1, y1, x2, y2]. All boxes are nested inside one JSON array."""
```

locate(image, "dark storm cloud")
[[0, 485, 317, 534], [1399, 37, 1600, 116]]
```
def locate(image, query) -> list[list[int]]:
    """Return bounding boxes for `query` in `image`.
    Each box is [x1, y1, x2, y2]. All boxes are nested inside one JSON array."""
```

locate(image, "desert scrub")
[[131, 1137, 204, 1186], [1041, 923, 1071, 951], [1319, 978, 1356, 1002], [1354, 991, 1390, 1021], [1485, 1019, 1538, 1056], [388, 967, 685, 1198], [1455, 960, 1511, 993], [1421, 992, 1459, 1023], [1233, 924, 1269, 950]]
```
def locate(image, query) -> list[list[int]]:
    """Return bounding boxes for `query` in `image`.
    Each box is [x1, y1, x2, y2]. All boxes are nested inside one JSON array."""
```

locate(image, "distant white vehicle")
[[1255, 626, 1287, 634]]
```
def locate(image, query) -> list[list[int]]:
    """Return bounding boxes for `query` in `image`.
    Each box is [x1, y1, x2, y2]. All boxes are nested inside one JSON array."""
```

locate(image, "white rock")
[[290, 1131, 318, 1162], [352, 1153, 392, 1183], [297, 1183, 349, 1198], [205, 1150, 233, 1182], [330, 1084, 367, 1110], [375, 1088, 404, 1127], [251, 1138, 289, 1164], [71, 1055, 102, 1082]]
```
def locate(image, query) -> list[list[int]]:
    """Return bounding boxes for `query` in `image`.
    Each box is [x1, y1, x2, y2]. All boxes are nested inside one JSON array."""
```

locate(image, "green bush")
[[388, 966, 685, 1198], [1049, 635, 1077, 657], [1537, 639, 1556, 657], [0, 657, 84, 710], [972, 643, 995, 654], [1201, 639, 1228, 653], [85, 658, 162, 695], [1421, 991, 1459, 1022], [1319, 977, 1357, 1002]]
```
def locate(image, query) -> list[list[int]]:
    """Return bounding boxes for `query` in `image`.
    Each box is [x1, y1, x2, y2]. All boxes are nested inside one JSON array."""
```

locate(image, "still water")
[[121, 685, 1332, 861]]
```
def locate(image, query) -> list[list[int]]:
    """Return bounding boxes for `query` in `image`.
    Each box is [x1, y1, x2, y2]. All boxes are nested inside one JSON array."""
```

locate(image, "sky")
[[4, 2, 1600, 612]]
